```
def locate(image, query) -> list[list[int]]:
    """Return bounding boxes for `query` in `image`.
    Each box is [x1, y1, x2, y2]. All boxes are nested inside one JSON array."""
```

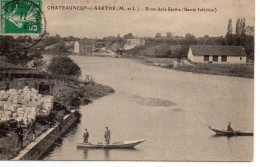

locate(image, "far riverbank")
[[124, 55, 254, 79]]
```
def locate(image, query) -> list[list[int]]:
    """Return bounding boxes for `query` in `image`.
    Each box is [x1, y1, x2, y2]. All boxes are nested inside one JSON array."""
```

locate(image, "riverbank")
[[125, 55, 254, 79], [0, 70, 114, 160], [174, 63, 254, 79], [12, 110, 80, 160], [0, 124, 49, 159], [51, 79, 115, 109]]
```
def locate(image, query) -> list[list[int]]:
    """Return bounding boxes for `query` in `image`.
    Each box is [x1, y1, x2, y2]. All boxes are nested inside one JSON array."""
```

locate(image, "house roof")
[[190, 45, 247, 57]]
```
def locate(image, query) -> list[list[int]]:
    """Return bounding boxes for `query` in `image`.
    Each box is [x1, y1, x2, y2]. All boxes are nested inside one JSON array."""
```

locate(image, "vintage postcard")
[[0, 0, 254, 161]]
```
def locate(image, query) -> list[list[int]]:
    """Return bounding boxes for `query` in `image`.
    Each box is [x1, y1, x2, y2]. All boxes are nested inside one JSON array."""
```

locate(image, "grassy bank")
[[52, 80, 115, 109], [125, 55, 254, 79], [126, 55, 174, 68], [174, 63, 254, 79]]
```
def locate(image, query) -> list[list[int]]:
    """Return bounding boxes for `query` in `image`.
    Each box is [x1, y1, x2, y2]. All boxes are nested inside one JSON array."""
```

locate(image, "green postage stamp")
[[1, 0, 42, 34]]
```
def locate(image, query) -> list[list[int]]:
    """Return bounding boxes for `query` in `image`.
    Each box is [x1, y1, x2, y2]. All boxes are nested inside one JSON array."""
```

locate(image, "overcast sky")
[[44, 0, 255, 38]]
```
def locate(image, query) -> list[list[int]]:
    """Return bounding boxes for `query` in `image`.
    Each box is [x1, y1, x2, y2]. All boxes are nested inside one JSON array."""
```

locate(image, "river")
[[43, 56, 253, 161]]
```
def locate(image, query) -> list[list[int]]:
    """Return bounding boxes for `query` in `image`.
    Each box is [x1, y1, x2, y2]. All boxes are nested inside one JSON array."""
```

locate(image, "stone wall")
[[12, 110, 79, 160]]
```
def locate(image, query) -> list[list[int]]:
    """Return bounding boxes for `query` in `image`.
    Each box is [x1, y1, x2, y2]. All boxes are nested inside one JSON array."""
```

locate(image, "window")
[[240, 57, 242, 60], [213, 56, 218, 62], [204, 55, 209, 62], [221, 56, 227, 62]]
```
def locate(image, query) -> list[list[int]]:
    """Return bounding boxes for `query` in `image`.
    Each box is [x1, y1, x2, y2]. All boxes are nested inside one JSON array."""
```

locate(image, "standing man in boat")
[[83, 129, 89, 143], [227, 122, 234, 131], [104, 127, 111, 144]]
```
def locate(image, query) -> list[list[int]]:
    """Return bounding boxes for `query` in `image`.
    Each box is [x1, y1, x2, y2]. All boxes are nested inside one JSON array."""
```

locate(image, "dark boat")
[[77, 139, 145, 149], [208, 126, 253, 136]]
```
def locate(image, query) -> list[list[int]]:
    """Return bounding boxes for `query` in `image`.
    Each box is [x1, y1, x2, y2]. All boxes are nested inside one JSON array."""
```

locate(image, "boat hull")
[[209, 126, 253, 136], [77, 139, 145, 149]]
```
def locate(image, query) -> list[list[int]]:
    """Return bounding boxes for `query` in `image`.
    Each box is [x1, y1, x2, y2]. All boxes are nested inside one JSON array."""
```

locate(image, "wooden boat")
[[209, 126, 253, 136], [77, 139, 145, 149]]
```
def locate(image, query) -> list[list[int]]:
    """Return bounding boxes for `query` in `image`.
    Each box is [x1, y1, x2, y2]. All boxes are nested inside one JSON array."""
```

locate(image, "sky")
[[43, 0, 255, 38]]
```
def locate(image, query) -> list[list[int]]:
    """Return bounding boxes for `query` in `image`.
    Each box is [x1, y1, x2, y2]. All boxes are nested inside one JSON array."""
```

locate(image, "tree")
[[175, 33, 196, 59], [245, 35, 254, 61], [155, 33, 162, 38], [227, 19, 233, 34], [234, 17, 246, 46], [155, 44, 171, 57], [54, 34, 62, 42], [235, 18, 241, 35], [240, 17, 246, 46], [166, 32, 172, 38], [53, 41, 69, 55], [234, 18, 242, 45], [184, 33, 196, 44], [225, 18, 234, 45], [123, 33, 134, 40], [116, 33, 123, 43], [0, 35, 43, 65], [48, 55, 81, 77]]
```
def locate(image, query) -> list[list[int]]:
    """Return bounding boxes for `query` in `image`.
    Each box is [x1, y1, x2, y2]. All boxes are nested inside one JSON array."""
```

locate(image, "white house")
[[74, 41, 79, 54], [188, 45, 247, 64]]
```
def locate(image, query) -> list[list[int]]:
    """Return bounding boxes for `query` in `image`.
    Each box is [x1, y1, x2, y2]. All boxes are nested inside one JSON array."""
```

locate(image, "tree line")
[[126, 18, 254, 60], [225, 18, 254, 60], [0, 35, 42, 65]]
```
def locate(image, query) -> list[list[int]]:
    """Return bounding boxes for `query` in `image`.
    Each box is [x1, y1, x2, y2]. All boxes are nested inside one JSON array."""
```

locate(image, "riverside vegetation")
[[0, 78, 114, 160], [126, 55, 254, 79], [0, 40, 114, 160]]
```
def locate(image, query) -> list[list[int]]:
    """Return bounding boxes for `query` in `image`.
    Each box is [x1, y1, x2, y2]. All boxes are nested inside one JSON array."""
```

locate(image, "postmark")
[[1, 0, 45, 34]]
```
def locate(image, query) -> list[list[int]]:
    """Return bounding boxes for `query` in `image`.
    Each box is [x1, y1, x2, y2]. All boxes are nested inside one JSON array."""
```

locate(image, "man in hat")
[[83, 129, 89, 143], [15, 123, 24, 148], [31, 119, 37, 141], [227, 122, 233, 132], [104, 127, 111, 144]]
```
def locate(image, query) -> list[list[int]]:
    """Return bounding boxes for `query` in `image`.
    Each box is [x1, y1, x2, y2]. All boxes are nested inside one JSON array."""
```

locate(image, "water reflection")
[[104, 149, 110, 160], [211, 135, 233, 138], [83, 149, 88, 159], [210, 134, 244, 139], [78, 147, 139, 160]]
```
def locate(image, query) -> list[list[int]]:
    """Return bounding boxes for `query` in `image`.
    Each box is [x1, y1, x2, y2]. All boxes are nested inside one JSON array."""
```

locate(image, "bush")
[[36, 115, 49, 125], [48, 55, 81, 77], [0, 119, 18, 137]]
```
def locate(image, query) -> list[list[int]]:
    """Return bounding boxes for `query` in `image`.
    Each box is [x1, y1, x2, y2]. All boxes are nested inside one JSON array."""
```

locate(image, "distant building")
[[188, 45, 247, 64], [78, 39, 96, 55], [74, 41, 79, 54], [124, 38, 145, 50]]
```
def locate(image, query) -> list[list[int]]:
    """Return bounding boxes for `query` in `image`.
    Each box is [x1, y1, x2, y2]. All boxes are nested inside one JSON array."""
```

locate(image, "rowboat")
[[208, 126, 253, 136], [77, 139, 145, 149]]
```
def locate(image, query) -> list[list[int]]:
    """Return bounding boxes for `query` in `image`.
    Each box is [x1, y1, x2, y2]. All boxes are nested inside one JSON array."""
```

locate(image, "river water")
[[43, 56, 253, 161]]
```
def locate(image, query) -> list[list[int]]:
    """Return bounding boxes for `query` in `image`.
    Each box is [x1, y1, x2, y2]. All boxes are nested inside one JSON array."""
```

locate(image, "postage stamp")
[[1, 0, 42, 34]]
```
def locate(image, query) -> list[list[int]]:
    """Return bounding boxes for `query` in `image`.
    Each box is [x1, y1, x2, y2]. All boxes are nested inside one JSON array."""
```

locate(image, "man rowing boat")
[[227, 122, 234, 132]]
